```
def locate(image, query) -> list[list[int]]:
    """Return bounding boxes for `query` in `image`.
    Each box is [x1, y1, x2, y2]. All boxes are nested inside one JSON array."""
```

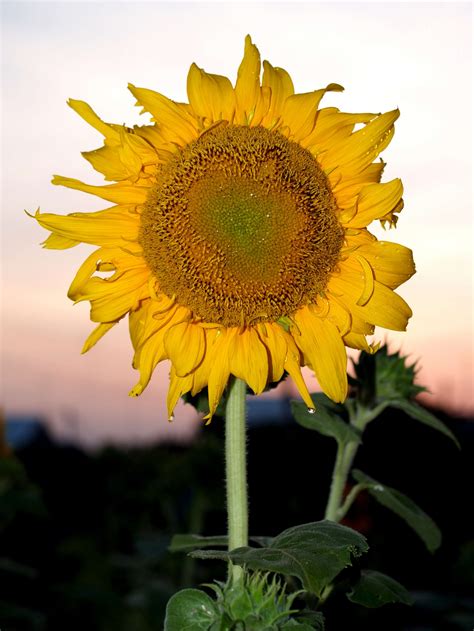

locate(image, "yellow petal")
[[281, 84, 344, 141], [164, 320, 206, 377], [87, 268, 150, 322], [83, 127, 159, 182], [41, 232, 80, 250], [68, 248, 107, 299], [293, 307, 348, 402], [326, 298, 352, 336], [133, 125, 178, 162], [186, 327, 217, 394], [82, 145, 133, 182], [119, 128, 159, 166], [229, 328, 268, 394], [341, 228, 376, 251], [284, 335, 315, 411], [67, 99, 120, 142], [261, 61, 294, 124], [187, 63, 235, 122], [129, 298, 154, 351], [167, 367, 193, 419], [357, 241, 416, 289], [67, 248, 150, 321], [128, 84, 198, 144], [82, 322, 117, 353], [129, 330, 167, 397], [234, 35, 262, 125], [52, 175, 149, 204], [330, 271, 412, 331], [205, 330, 231, 421], [354, 254, 375, 306], [35, 206, 140, 248], [257, 322, 287, 382], [251, 85, 271, 127], [305, 108, 376, 152], [343, 332, 378, 354], [332, 161, 385, 211], [321, 109, 399, 174], [130, 306, 188, 396], [329, 295, 374, 336], [166, 326, 215, 407], [346, 179, 403, 229], [257, 322, 315, 410], [129, 297, 181, 356]]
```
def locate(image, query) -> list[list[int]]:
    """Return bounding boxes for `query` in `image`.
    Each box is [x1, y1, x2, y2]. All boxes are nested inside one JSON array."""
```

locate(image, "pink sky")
[[1, 2, 472, 447]]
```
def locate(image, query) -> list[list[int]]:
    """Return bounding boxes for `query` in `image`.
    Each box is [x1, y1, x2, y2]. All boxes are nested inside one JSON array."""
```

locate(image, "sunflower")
[[35, 36, 415, 421]]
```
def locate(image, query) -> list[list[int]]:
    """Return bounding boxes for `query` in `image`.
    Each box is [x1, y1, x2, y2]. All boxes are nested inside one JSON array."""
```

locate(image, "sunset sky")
[[2, 2, 472, 448]]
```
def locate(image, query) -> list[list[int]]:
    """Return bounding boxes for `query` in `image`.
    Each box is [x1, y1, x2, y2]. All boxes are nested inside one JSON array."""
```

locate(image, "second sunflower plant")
[[35, 37, 456, 628]]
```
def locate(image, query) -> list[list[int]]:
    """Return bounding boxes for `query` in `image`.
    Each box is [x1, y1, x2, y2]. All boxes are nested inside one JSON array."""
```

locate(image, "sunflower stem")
[[225, 377, 248, 582], [324, 403, 373, 522], [324, 442, 348, 522]]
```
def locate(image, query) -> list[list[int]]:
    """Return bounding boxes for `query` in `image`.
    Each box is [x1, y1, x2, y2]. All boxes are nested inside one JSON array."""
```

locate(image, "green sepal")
[[388, 399, 460, 448], [347, 570, 414, 608], [277, 316, 292, 333], [172, 573, 322, 630], [291, 394, 360, 446], [352, 345, 425, 406], [164, 588, 218, 630], [190, 521, 368, 597], [352, 470, 441, 553]]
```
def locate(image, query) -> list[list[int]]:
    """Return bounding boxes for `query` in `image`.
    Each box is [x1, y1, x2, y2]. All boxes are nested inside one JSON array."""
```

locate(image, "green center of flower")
[[140, 124, 343, 326], [188, 174, 301, 285]]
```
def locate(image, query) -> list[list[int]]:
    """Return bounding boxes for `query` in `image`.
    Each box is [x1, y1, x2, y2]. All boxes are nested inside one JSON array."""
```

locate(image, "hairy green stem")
[[324, 402, 386, 522], [324, 440, 359, 521], [337, 482, 369, 521], [225, 377, 248, 581]]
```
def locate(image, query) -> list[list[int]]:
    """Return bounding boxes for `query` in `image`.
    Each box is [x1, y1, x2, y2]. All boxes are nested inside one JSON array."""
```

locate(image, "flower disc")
[[140, 124, 344, 326]]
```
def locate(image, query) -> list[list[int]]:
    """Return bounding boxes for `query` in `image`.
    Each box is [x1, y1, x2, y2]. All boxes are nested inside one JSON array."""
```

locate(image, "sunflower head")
[[140, 122, 344, 328], [201, 572, 303, 629], [352, 345, 425, 405], [35, 35, 415, 421]]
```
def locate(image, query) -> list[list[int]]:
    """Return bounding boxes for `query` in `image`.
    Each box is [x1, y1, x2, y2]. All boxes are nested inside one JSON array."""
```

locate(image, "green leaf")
[[283, 610, 325, 630], [250, 536, 274, 547], [291, 395, 360, 446], [347, 570, 414, 608], [169, 534, 270, 552], [191, 521, 368, 597], [169, 534, 228, 552], [389, 399, 460, 448], [0, 557, 37, 579], [164, 588, 218, 630], [352, 470, 442, 553], [282, 622, 322, 630]]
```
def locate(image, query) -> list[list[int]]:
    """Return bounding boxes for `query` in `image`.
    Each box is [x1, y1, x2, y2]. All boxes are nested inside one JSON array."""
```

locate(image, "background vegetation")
[[1, 403, 473, 631]]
